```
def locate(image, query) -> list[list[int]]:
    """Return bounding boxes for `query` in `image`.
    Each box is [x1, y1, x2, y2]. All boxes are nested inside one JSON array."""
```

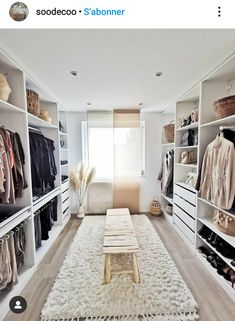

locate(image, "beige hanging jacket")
[[200, 134, 235, 210]]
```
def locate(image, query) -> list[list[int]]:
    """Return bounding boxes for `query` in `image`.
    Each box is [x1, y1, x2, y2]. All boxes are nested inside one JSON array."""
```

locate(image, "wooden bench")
[[103, 208, 140, 284]]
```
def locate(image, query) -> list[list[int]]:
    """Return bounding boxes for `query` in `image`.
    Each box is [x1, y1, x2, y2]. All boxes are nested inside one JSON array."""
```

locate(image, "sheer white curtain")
[[83, 110, 144, 214]]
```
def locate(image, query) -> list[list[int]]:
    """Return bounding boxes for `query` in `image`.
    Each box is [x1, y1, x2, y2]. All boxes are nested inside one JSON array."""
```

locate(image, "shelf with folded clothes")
[[197, 233, 235, 272], [197, 250, 235, 300], [197, 217, 235, 248], [0, 206, 31, 238]]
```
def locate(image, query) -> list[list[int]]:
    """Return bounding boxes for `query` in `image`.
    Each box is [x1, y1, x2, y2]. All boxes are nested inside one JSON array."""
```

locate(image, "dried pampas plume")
[[85, 167, 96, 185]]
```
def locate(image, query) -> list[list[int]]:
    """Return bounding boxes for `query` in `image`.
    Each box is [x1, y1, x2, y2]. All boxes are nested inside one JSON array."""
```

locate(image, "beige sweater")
[[200, 134, 235, 210]]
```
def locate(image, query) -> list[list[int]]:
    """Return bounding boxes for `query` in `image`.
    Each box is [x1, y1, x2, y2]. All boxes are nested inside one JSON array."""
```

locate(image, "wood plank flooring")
[[3, 214, 235, 321]]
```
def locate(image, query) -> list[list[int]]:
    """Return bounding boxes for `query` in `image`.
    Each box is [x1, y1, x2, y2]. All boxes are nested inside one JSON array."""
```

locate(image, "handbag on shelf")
[[181, 151, 194, 164], [26, 89, 41, 116], [163, 121, 175, 143], [185, 171, 197, 188], [0, 73, 11, 102], [180, 129, 195, 146], [213, 210, 235, 236]]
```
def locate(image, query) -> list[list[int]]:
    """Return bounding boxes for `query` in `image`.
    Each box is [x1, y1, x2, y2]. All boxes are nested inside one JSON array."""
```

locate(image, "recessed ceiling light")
[[155, 72, 163, 77], [139, 103, 143, 106], [86, 102, 92, 106], [70, 70, 78, 76]]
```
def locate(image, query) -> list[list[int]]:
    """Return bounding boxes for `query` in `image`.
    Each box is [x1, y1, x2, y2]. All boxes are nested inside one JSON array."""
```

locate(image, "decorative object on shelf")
[[69, 161, 96, 219], [163, 121, 174, 143], [39, 108, 52, 123], [180, 129, 195, 146], [213, 210, 235, 236], [0, 73, 11, 101], [60, 138, 65, 148], [185, 171, 197, 188], [166, 203, 173, 215], [150, 199, 161, 216], [181, 150, 194, 164], [26, 89, 41, 116], [213, 95, 235, 119], [191, 108, 198, 123]]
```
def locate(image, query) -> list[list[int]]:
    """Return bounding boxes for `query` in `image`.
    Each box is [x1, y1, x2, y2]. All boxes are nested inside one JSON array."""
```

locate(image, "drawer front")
[[174, 194, 196, 218], [174, 215, 195, 244], [174, 184, 196, 206], [174, 204, 195, 231], [62, 198, 70, 212], [61, 181, 69, 192], [63, 207, 70, 218], [62, 189, 69, 202]]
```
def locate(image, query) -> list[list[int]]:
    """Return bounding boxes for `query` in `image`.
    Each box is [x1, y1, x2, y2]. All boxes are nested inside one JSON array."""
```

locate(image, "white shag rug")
[[40, 215, 198, 321]]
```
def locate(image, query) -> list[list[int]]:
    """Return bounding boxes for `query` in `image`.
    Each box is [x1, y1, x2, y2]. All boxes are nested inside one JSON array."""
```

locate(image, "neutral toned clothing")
[[200, 135, 235, 210]]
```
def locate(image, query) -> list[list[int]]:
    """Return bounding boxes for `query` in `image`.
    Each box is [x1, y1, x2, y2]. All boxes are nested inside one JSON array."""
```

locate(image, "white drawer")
[[61, 181, 69, 192], [174, 184, 196, 206], [62, 198, 70, 212], [63, 207, 70, 217], [174, 194, 196, 218], [174, 215, 195, 244], [62, 189, 69, 202], [174, 204, 195, 231]]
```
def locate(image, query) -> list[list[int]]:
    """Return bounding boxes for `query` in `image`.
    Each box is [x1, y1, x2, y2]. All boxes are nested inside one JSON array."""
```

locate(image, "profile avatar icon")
[[14, 300, 23, 310], [9, 2, 29, 21]]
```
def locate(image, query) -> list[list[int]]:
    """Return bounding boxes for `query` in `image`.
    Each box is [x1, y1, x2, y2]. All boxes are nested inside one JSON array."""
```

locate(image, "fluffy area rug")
[[40, 215, 199, 321]]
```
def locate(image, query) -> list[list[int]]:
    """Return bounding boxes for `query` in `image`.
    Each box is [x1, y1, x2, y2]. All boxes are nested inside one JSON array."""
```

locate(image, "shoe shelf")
[[161, 208, 173, 225], [197, 251, 235, 301], [161, 194, 174, 205], [197, 234, 235, 272], [176, 122, 199, 131], [198, 217, 235, 248]]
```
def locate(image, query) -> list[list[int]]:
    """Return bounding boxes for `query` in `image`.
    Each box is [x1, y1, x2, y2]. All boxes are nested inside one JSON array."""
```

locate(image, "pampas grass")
[[69, 161, 96, 207]]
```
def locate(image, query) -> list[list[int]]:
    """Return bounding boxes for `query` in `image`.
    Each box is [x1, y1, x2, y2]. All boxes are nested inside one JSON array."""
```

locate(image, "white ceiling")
[[0, 29, 235, 112]]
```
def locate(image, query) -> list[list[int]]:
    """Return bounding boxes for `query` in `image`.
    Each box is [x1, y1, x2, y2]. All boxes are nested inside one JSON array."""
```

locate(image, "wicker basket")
[[150, 200, 161, 216], [163, 121, 175, 143], [213, 210, 235, 236], [213, 95, 235, 119], [26, 89, 40, 116]]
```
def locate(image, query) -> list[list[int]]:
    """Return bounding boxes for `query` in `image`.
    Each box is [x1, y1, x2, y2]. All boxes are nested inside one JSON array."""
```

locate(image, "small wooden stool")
[[103, 208, 140, 284]]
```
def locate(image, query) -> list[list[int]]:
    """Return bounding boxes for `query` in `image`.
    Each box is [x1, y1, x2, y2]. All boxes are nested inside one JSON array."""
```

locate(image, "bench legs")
[[132, 253, 140, 283], [104, 253, 140, 284], [104, 254, 111, 284]]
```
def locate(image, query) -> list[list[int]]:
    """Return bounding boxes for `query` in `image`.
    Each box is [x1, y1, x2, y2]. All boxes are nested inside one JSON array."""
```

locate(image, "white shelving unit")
[[160, 53, 235, 302], [0, 49, 71, 320]]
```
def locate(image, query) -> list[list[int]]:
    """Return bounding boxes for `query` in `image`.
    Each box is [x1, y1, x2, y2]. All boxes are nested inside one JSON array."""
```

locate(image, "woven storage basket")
[[26, 89, 40, 116], [213, 95, 235, 119], [213, 210, 235, 236], [163, 122, 175, 143], [150, 200, 161, 216]]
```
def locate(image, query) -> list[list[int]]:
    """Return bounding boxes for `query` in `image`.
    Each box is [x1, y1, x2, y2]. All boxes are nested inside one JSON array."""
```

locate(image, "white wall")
[[67, 111, 87, 213], [140, 112, 162, 212], [67, 111, 163, 213]]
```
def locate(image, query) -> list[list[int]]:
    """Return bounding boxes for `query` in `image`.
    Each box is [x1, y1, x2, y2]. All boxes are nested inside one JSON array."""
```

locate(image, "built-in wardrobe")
[[0, 49, 71, 321], [160, 54, 235, 301]]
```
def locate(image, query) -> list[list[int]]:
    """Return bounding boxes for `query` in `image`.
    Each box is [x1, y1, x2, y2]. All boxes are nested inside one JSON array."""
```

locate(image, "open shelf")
[[161, 143, 175, 147], [197, 252, 235, 301], [198, 197, 235, 218], [0, 99, 25, 113], [201, 114, 235, 128], [161, 194, 174, 205], [175, 163, 197, 169], [198, 217, 235, 248], [28, 113, 58, 129], [197, 234, 235, 272], [176, 122, 199, 131], [59, 131, 67, 136], [33, 187, 61, 212], [175, 145, 198, 150]]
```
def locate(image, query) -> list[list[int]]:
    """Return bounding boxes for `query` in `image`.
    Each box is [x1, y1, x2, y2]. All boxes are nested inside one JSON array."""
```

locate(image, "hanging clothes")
[[0, 127, 27, 204], [29, 131, 57, 198], [199, 134, 235, 210], [158, 150, 174, 198]]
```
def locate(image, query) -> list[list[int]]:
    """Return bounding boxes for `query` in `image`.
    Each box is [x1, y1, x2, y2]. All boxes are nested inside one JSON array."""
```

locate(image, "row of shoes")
[[198, 225, 235, 260], [198, 246, 235, 288]]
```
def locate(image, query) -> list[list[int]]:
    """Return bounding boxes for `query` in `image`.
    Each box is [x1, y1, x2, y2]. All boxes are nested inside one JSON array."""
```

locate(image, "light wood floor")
[[3, 214, 235, 321]]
